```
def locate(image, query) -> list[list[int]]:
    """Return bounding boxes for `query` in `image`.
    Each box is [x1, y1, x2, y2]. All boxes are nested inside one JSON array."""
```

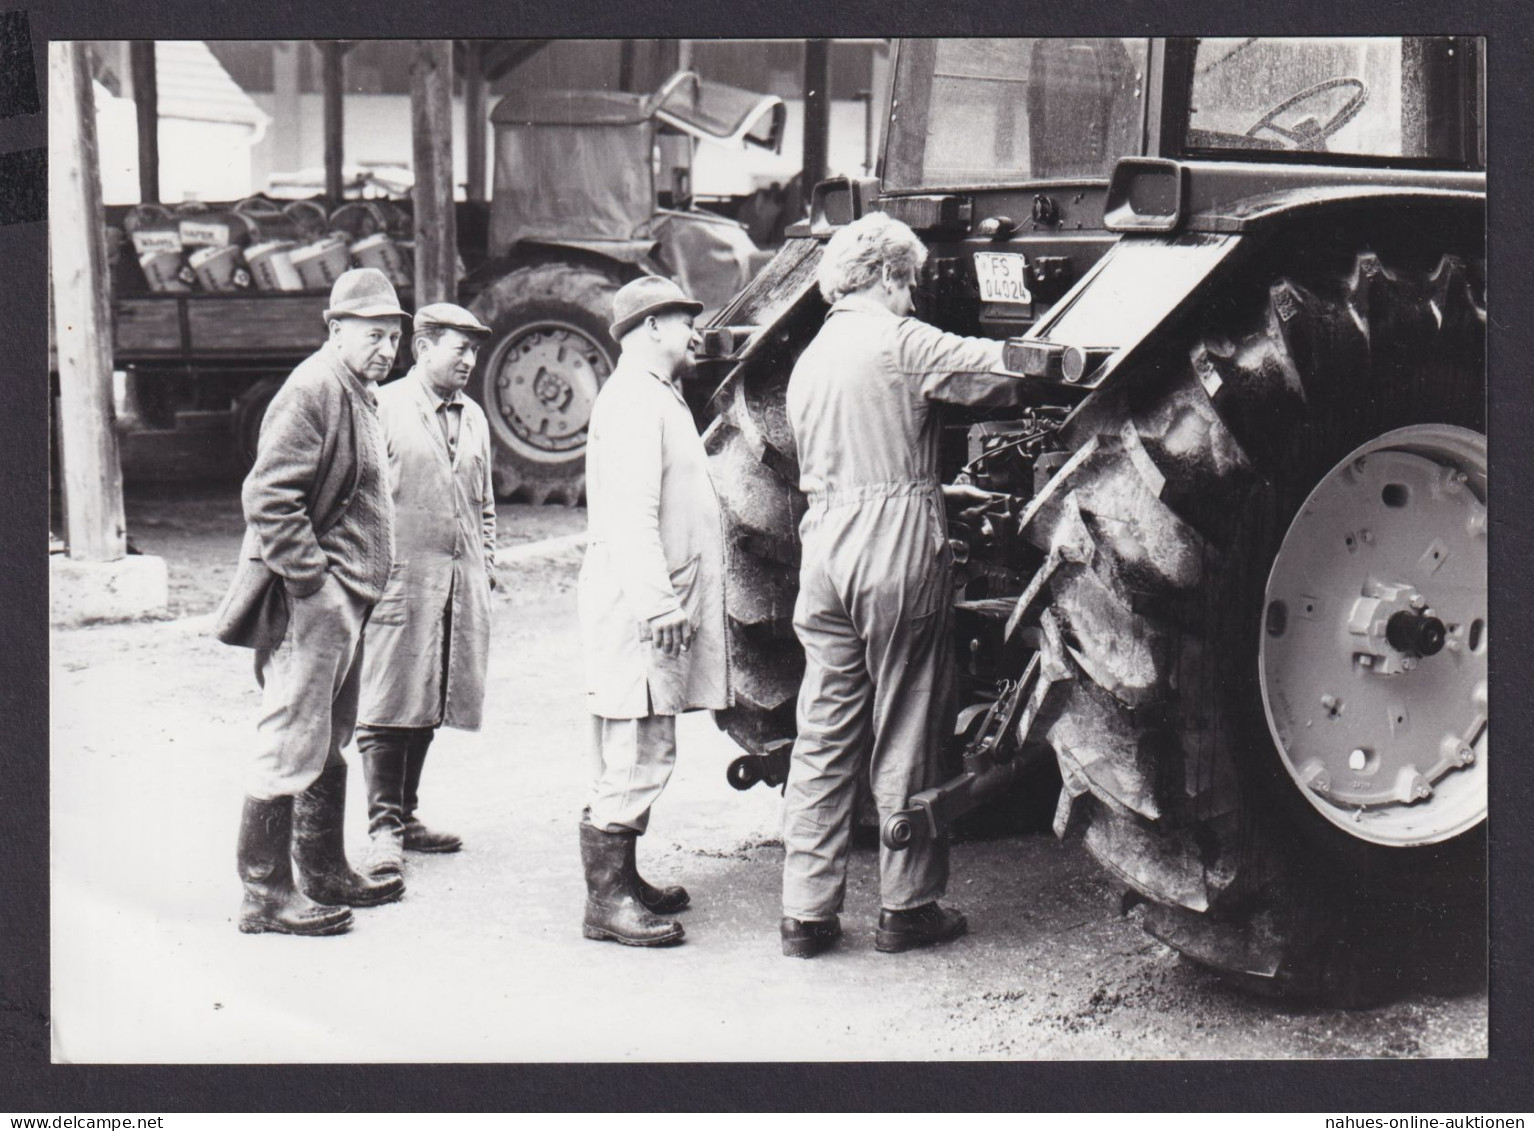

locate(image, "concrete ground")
[[47, 476, 1489, 1063]]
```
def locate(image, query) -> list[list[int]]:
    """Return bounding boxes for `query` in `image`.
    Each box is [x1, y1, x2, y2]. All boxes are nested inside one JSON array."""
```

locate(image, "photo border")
[[7, 0, 1531, 1111]]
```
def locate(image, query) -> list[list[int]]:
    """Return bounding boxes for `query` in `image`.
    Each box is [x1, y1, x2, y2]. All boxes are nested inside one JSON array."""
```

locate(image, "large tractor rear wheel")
[[469, 262, 623, 506], [703, 362, 807, 755], [1026, 237, 1486, 1000]]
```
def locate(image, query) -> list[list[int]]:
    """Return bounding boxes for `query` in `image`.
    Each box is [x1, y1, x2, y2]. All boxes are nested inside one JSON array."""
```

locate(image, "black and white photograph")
[[39, 28, 1498, 1073]]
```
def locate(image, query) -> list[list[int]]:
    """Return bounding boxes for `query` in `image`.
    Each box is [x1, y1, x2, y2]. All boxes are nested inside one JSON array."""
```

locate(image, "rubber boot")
[[624, 834, 690, 915], [292, 763, 405, 907], [580, 819, 684, 947], [236, 795, 352, 936], [402, 730, 462, 853], [358, 729, 407, 877]]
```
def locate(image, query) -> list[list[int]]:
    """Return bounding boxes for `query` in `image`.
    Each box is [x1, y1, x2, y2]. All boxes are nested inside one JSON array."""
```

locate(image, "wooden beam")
[[802, 39, 831, 195], [411, 40, 457, 306], [128, 41, 159, 204], [321, 42, 346, 203], [463, 40, 487, 204], [49, 42, 126, 562]]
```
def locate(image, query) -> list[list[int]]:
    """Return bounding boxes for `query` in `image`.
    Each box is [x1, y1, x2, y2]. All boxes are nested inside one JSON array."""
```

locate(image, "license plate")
[[973, 252, 1033, 306]]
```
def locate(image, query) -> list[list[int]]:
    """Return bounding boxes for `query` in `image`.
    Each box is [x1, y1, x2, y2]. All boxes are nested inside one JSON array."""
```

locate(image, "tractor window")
[[885, 38, 1148, 190], [1185, 37, 1477, 162]]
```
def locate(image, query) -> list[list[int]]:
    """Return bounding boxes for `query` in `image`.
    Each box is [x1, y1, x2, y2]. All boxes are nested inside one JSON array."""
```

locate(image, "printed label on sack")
[[130, 229, 182, 256], [179, 219, 232, 248]]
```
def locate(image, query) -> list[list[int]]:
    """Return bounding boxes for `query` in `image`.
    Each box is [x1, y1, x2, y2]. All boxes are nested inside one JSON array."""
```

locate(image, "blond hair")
[[816, 212, 928, 304]]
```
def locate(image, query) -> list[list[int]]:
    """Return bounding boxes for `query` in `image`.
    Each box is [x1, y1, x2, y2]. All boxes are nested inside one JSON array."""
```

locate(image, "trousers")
[[586, 714, 678, 834], [249, 575, 371, 800], [781, 486, 954, 920]]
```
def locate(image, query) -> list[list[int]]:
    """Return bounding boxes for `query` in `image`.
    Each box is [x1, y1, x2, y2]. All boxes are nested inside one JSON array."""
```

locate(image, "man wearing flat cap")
[[576, 276, 729, 947], [215, 267, 409, 936], [354, 303, 498, 885]]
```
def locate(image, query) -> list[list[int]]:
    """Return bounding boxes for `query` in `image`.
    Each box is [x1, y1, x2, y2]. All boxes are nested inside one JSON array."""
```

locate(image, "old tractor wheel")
[[468, 262, 622, 506], [1027, 242, 1486, 1001]]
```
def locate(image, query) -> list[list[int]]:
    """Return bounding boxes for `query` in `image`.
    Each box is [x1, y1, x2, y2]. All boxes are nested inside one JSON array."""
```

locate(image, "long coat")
[[358, 370, 496, 730], [578, 357, 729, 718], [214, 346, 377, 649]]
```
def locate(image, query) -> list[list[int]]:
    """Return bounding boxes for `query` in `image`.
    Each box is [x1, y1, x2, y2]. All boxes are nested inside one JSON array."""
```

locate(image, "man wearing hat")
[[575, 276, 729, 947], [353, 304, 498, 884], [215, 267, 410, 935]]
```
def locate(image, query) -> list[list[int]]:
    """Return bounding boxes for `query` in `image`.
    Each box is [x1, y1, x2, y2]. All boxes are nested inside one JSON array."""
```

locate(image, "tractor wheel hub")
[[1259, 425, 1487, 847]]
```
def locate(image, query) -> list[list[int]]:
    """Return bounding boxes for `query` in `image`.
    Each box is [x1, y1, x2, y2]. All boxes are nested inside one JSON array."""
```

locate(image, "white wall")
[[95, 84, 260, 205]]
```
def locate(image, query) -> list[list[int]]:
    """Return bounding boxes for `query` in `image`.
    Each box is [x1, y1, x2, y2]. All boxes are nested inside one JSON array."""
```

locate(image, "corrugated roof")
[[154, 40, 269, 131]]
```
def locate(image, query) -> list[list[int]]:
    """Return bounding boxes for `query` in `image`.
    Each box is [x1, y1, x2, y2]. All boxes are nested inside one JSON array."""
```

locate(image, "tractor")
[[466, 71, 785, 503], [700, 37, 1486, 1000]]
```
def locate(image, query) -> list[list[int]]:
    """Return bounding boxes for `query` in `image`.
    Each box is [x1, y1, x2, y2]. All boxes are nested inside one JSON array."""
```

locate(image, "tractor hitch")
[[883, 654, 1049, 850], [727, 739, 792, 792]]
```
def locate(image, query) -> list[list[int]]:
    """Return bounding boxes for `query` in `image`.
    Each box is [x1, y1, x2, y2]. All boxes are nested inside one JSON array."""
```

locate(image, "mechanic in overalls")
[[780, 212, 1022, 957]]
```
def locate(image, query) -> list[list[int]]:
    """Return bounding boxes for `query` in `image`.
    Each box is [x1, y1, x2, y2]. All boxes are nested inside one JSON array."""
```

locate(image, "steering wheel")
[[1246, 77, 1368, 150]]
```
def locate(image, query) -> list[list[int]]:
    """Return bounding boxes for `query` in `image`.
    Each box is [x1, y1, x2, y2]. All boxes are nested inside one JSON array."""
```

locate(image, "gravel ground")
[[46, 479, 1488, 1063]]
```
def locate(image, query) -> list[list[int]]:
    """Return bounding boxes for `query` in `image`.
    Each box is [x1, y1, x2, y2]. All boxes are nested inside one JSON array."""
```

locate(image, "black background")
[[4, 0, 1530, 1113]]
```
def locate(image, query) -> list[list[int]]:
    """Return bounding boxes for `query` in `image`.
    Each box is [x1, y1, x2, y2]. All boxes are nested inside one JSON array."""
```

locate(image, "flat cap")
[[414, 302, 493, 336], [609, 275, 703, 343], [323, 267, 408, 322]]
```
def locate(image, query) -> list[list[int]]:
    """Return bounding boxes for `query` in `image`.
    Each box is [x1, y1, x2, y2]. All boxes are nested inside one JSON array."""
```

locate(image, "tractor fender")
[[1020, 189, 1483, 408], [461, 239, 658, 295]]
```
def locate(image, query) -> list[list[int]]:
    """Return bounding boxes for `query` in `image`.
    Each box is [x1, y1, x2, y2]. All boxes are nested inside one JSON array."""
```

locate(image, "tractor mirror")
[[1104, 157, 1186, 233]]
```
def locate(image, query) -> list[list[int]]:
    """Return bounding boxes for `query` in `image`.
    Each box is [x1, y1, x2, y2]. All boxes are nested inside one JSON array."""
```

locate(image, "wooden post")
[[463, 40, 487, 204], [128, 41, 159, 204], [411, 40, 457, 306], [50, 42, 126, 562], [803, 39, 831, 194], [321, 42, 346, 203]]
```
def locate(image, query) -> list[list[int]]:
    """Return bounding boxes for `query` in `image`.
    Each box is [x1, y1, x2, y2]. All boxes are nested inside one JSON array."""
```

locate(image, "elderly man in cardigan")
[[355, 303, 498, 884], [576, 276, 729, 948], [214, 268, 409, 936]]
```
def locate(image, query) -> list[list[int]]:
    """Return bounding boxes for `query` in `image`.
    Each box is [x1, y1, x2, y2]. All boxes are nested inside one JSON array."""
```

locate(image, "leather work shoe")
[[874, 902, 968, 953], [292, 764, 405, 907], [403, 817, 463, 854], [236, 796, 352, 937], [781, 916, 842, 959]]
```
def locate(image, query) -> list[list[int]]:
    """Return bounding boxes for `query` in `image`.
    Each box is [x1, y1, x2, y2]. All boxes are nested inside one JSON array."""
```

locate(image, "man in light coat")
[[576, 276, 729, 947], [355, 304, 498, 883], [779, 213, 1023, 958], [214, 267, 409, 936]]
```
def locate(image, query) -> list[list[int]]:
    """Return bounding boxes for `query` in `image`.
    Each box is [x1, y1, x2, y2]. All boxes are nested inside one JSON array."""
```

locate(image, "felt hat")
[[609, 276, 703, 343], [322, 267, 408, 322]]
